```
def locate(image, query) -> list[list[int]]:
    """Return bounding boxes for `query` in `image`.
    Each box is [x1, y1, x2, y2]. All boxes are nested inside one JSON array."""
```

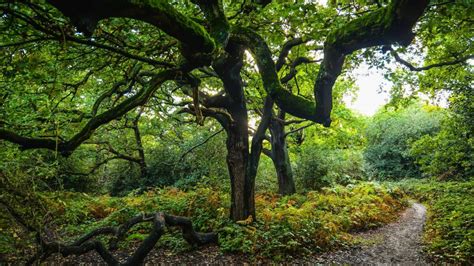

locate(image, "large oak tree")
[[0, 0, 443, 222]]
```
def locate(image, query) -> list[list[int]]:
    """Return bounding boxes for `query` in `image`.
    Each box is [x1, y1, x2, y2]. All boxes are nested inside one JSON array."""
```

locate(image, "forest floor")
[[47, 202, 429, 265]]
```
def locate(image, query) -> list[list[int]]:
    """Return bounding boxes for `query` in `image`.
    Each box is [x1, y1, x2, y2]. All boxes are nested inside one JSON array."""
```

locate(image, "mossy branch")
[[192, 0, 230, 46], [231, 28, 331, 126], [46, 0, 216, 53], [233, 0, 428, 126], [326, 0, 428, 53]]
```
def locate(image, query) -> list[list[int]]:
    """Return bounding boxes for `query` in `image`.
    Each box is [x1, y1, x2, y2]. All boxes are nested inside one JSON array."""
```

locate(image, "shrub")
[[6, 182, 407, 262], [2, 181, 409, 263], [109, 130, 228, 195], [295, 146, 365, 191], [410, 92, 473, 180], [364, 103, 443, 180]]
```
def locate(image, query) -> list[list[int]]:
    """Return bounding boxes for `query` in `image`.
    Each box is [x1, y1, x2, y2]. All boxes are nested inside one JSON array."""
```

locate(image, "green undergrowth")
[[393, 179, 473, 264], [1, 182, 407, 262]]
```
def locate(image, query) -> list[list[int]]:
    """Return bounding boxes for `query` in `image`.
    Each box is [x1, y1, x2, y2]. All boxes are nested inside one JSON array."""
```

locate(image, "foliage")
[[108, 125, 228, 196], [245, 182, 407, 260], [0, 182, 407, 262], [0, 0, 471, 263], [293, 105, 367, 191], [364, 102, 444, 180], [394, 179, 474, 263], [146, 129, 228, 190], [410, 92, 473, 180], [295, 146, 365, 191]]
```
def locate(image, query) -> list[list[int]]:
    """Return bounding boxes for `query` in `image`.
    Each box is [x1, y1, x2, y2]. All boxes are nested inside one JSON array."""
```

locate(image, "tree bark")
[[213, 43, 255, 221], [225, 111, 254, 221], [269, 111, 296, 196]]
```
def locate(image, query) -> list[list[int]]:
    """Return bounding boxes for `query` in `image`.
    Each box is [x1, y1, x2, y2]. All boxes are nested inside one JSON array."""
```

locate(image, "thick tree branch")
[[233, 0, 428, 127], [212, 42, 246, 104], [192, 0, 230, 46], [163, 214, 218, 246], [46, 0, 216, 54], [248, 97, 273, 179], [325, 0, 428, 53], [179, 76, 232, 109], [261, 148, 273, 159], [231, 28, 329, 125], [275, 38, 307, 71]]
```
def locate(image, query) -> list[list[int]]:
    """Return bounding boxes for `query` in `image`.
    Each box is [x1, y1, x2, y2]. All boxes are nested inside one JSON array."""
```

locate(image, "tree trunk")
[[213, 43, 255, 222], [269, 111, 296, 196], [226, 107, 255, 221], [132, 111, 147, 178]]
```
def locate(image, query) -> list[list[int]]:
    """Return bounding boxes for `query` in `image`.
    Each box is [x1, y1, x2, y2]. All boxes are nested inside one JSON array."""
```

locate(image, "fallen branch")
[[30, 212, 217, 265]]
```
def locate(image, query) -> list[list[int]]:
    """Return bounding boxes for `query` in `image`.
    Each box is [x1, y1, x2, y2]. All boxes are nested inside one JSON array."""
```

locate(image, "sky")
[[343, 64, 391, 116]]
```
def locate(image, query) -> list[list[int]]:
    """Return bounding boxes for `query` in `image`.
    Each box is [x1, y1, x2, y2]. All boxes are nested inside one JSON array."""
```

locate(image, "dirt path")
[[47, 203, 428, 265], [299, 202, 428, 265]]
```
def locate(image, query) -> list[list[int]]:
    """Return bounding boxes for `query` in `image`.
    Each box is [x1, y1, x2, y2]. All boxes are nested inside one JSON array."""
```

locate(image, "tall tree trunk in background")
[[132, 110, 148, 179], [269, 110, 296, 196]]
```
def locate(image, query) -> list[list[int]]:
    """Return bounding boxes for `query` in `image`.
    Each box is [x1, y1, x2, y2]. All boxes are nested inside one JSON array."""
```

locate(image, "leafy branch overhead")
[[0, 0, 436, 153]]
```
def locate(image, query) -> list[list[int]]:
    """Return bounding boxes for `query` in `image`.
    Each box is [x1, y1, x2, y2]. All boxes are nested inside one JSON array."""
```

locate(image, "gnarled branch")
[[275, 38, 307, 71], [233, 0, 428, 126], [46, 0, 216, 54], [30, 212, 217, 265]]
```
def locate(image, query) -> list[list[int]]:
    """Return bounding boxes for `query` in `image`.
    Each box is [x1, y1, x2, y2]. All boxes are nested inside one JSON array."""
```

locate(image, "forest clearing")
[[1, 0, 472, 264]]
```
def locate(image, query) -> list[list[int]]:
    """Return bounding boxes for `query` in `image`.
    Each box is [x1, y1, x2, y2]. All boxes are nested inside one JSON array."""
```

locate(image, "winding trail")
[[302, 202, 428, 264]]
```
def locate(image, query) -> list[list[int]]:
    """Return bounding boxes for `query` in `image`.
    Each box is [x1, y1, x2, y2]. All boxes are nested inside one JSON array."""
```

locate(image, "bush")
[[410, 93, 473, 180], [364, 102, 443, 180], [295, 146, 365, 191], [109, 130, 228, 195]]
